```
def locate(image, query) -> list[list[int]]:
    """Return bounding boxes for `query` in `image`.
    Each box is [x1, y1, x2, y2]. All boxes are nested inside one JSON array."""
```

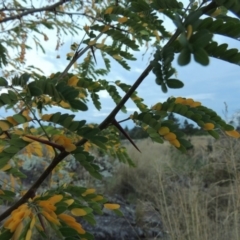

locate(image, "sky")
[[1, 0, 240, 128]]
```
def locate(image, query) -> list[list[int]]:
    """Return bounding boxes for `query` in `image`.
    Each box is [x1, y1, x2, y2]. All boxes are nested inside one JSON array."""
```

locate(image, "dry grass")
[[106, 136, 240, 240]]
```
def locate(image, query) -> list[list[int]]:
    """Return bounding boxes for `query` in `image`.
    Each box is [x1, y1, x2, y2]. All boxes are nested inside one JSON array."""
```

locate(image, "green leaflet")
[[0, 77, 8, 86], [178, 48, 191, 66], [204, 41, 240, 65], [46, 112, 86, 133], [166, 79, 184, 89], [193, 48, 210, 66]]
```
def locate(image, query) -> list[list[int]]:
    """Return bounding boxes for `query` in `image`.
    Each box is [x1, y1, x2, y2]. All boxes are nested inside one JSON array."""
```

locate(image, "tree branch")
[[0, 0, 218, 223], [0, 0, 72, 24]]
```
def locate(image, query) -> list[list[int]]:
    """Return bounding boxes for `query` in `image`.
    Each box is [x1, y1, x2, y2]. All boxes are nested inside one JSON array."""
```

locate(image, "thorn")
[[112, 119, 141, 152], [90, 46, 97, 64]]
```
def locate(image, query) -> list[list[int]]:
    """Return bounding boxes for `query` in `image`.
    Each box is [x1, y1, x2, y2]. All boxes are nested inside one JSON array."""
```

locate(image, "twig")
[[0, 0, 72, 24]]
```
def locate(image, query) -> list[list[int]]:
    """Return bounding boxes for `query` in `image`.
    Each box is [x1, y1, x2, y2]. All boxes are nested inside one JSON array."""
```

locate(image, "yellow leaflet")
[[0, 163, 11, 171], [82, 188, 96, 196], [0, 121, 10, 131], [190, 101, 201, 108], [102, 25, 110, 32], [60, 101, 70, 108], [83, 25, 89, 32], [158, 127, 170, 136], [12, 222, 23, 240], [118, 16, 128, 23], [170, 139, 180, 148], [6, 117, 18, 126], [186, 25, 193, 40], [151, 102, 162, 111], [66, 52, 74, 59], [65, 143, 76, 152], [41, 114, 52, 121], [31, 142, 43, 157], [64, 199, 74, 206], [25, 230, 32, 240], [153, 30, 160, 42], [211, 8, 221, 17], [225, 130, 240, 138], [113, 55, 122, 60], [71, 208, 88, 216], [30, 217, 36, 229], [182, 98, 194, 105], [175, 97, 184, 104], [105, 7, 113, 14], [68, 75, 79, 86], [95, 43, 104, 49], [88, 40, 96, 46], [203, 123, 215, 130], [48, 194, 63, 204], [91, 195, 103, 201], [0, 145, 4, 153], [164, 132, 177, 141], [104, 203, 120, 210], [0, 189, 4, 195]]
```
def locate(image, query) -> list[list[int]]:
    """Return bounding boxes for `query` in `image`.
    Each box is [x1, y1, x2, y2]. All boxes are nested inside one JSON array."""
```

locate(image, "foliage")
[[0, 0, 240, 239]]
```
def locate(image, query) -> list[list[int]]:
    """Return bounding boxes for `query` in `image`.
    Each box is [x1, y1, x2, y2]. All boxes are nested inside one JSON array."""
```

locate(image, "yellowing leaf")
[[102, 25, 110, 32], [6, 117, 18, 126], [151, 102, 162, 111], [190, 101, 201, 108], [153, 30, 161, 42], [68, 76, 79, 86], [183, 98, 194, 106], [88, 40, 96, 46], [164, 132, 177, 141], [22, 136, 34, 143], [158, 127, 170, 136], [12, 222, 23, 240], [41, 114, 52, 121], [60, 101, 70, 108], [25, 229, 32, 240], [71, 208, 87, 216], [0, 121, 10, 131], [83, 25, 89, 32], [42, 211, 60, 225], [175, 97, 184, 104], [225, 130, 240, 138], [203, 123, 215, 130], [112, 55, 122, 60], [48, 194, 63, 204], [69, 221, 86, 234], [64, 143, 76, 152], [169, 139, 180, 148], [0, 189, 4, 195], [58, 213, 76, 224], [105, 7, 113, 14], [64, 199, 74, 206], [118, 16, 128, 23], [82, 188, 96, 196], [95, 43, 104, 49], [0, 163, 11, 171], [30, 216, 36, 229], [91, 195, 103, 201], [104, 203, 120, 210]]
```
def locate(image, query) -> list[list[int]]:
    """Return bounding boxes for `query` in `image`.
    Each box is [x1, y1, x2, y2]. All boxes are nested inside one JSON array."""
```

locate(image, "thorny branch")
[[0, 0, 218, 223]]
